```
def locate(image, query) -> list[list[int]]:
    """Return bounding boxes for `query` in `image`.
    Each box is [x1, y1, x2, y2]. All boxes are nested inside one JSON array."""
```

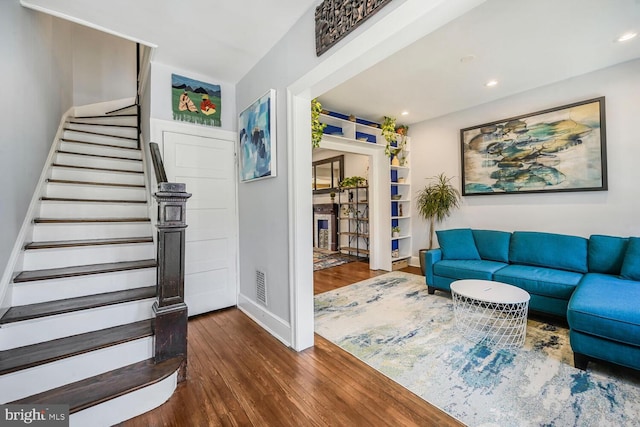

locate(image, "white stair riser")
[[22, 243, 155, 270], [55, 153, 143, 172], [63, 130, 138, 149], [51, 167, 145, 186], [66, 122, 137, 139], [70, 116, 137, 127], [12, 268, 156, 305], [0, 337, 153, 403], [45, 183, 147, 201], [39, 202, 148, 218], [33, 222, 153, 241], [70, 371, 177, 427], [0, 298, 155, 351], [60, 141, 141, 160]]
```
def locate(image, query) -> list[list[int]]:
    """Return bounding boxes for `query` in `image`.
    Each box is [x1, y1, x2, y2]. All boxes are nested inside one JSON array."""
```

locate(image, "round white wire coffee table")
[[450, 279, 530, 349]]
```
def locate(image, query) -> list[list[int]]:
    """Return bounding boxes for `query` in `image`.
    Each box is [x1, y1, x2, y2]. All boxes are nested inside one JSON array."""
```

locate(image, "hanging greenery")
[[311, 98, 327, 148], [381, 116, 397, 157]]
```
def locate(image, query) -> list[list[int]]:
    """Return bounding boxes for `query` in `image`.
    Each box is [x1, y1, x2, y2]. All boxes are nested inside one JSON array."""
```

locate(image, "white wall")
[[409, 59, 640, 257], [236, 0, 484, 347], [72, 24, 136, 106], [0, 3, 74, 291], [150, 62, 236, 133]]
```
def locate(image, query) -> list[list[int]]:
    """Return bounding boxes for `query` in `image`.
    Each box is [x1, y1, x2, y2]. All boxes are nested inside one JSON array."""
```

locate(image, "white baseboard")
[[410, 255, 420, 268], [237, 293, 291, 348]]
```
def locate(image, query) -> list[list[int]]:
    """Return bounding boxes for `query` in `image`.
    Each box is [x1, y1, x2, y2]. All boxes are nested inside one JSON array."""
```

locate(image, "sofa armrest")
[[425, 249, 442, 286]]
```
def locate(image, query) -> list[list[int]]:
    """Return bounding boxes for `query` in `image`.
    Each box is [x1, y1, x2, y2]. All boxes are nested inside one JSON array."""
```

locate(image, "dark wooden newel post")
[[153, 182, 191, 382]]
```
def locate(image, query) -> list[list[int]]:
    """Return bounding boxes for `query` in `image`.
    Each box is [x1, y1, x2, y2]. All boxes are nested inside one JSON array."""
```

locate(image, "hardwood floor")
[[121, 262, 461, 427]]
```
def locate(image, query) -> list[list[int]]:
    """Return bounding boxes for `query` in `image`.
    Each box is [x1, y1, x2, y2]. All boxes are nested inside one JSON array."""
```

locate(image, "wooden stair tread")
[[56, 149, 142, 162], [106, 104, 137, 115], [46, 179, 145, 188], [10, 356, 182, 413], [51, 163, 143, 174], [73, 114, 137, 119], [25, 237, 153, 250], [67, 121, 137, 129], [64, 127, 137, 141], [41, 197, 146, 204], [12, 259, 156, 284], [0, 286, 155, 324], [60, 138, 140, 151], [33, 217, 150, 224], [0, 320, 153, 375]]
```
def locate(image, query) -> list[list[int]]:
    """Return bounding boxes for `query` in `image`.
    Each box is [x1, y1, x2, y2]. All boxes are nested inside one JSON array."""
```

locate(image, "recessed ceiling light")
[[616, 32, 637, 42], [485, 80, 498, 87], [401, 111, 409, 116]]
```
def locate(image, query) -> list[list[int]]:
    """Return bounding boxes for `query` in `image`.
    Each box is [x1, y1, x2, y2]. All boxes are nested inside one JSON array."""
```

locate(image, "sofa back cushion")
[[436, 228, 480, 260], [509, 231, 588, 273], [588, 234, 629, 274], [472, 230, 511, 263], [620, 237, 640, 281]]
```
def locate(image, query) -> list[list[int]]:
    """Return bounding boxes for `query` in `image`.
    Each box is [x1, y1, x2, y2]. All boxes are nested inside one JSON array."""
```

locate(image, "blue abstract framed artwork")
[[238, 89, 276, 182], [461, 97, 607, 195]]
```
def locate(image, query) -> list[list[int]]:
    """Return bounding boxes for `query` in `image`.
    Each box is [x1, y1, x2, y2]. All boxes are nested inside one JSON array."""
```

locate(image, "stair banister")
[[149, 142, 191, 381]]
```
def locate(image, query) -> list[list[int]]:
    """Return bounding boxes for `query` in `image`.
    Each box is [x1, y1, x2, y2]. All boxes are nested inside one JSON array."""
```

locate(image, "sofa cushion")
[[588, 234, 628, 275], [436, 228, 480, 260], [494, 264, 582, 300], [509, 231, 588, 273], [434, 259, 507, 281], [568, 273, 640, 347], [472, 230, 511, 263], [620, 237, 640, 281]]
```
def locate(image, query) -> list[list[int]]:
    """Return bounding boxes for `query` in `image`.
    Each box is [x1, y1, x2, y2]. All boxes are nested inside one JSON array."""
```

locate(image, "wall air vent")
[[256, 269, 267, 306]]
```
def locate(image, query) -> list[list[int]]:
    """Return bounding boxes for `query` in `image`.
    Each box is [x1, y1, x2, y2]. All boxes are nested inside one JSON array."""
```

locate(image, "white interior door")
[[163, 131, 238, 316]]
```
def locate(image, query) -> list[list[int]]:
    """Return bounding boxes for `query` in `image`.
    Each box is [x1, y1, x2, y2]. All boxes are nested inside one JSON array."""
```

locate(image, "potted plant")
[[339, 176, 366, 189], [330, 191, 336, 203], [311, 98, 327, 148], [395, 125, 409, 166], [416, 173, 461, 275], [392, 226, 401, 238]]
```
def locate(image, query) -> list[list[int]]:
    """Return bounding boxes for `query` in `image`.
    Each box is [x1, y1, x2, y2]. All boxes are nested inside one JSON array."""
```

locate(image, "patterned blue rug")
[[314, 272, 640, 427]]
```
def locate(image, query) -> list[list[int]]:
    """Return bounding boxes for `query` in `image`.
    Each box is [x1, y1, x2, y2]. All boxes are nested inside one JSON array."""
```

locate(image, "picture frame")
[[171, 74, 221, 127], [460, 97, 607, 196], [238, 89, 276, 182]]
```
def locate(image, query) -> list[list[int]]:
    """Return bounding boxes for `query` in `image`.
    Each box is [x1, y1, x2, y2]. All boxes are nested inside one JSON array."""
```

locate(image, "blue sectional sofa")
[[423, 228, 640, 371]]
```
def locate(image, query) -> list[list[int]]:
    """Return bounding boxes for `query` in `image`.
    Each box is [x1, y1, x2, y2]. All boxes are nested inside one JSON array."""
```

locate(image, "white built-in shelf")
[[392, 234, 411, 241]]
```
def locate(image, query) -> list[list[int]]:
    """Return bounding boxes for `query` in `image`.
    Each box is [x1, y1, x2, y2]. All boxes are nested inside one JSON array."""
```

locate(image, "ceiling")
[[319, 0, 640, 125], [20, 0, 319, 83], [20, 0, 640, 124]]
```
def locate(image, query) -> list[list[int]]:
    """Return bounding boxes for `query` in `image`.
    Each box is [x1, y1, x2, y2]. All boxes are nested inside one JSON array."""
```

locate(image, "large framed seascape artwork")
[[460, 97, 607, 196], [238, 89, 276, 182]]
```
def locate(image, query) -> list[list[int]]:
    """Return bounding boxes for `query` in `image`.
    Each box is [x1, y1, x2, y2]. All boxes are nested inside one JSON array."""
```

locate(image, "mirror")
[[312, 155, 344, 194]]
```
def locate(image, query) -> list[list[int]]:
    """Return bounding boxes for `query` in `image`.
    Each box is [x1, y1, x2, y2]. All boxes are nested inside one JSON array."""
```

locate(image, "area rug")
[[314, 271, 640, 427], [313, 248, 356, 271]]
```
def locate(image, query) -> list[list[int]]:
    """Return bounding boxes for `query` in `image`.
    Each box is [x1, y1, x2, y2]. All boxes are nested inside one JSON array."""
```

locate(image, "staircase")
[[0, 105, 182, 426]]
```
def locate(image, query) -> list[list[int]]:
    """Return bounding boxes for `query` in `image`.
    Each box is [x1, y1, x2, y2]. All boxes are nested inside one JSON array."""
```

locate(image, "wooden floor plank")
[[121, 261, 460, 427]]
